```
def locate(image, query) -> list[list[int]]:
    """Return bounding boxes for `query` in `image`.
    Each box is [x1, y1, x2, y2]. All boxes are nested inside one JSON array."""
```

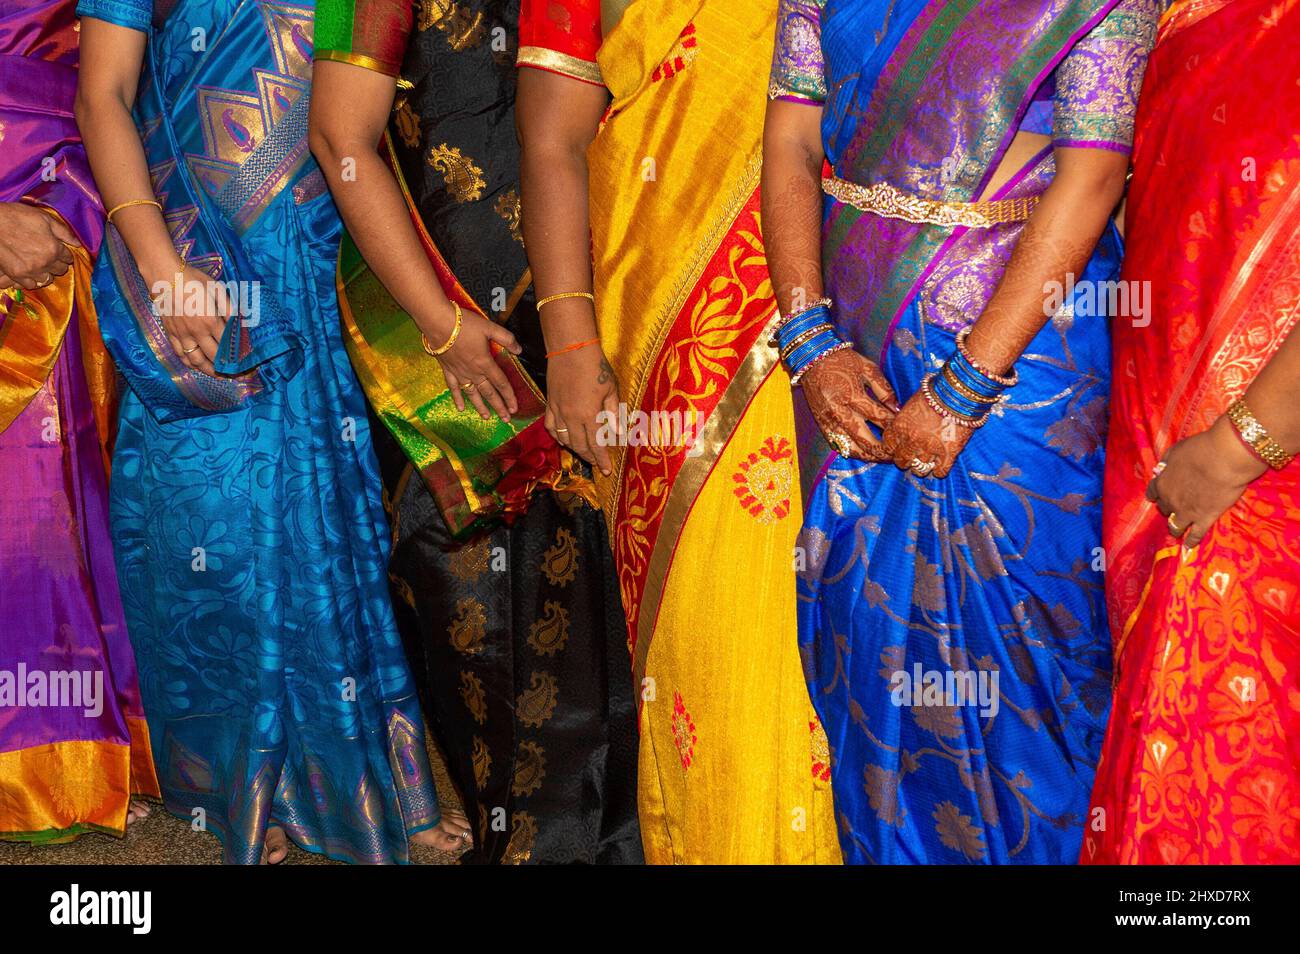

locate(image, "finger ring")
[[555, 426, 570, 433], [181, 344, 201, 354], [827, 432, 851, 457], [460, 382, 475, 392], [1152, 461, 1167, 478], [37, 276, 52, 288], [1167, 512, 1184, 535], [477, 379, 489, 388], [910, 457, 935, 476], [460, 831, 471, 841]]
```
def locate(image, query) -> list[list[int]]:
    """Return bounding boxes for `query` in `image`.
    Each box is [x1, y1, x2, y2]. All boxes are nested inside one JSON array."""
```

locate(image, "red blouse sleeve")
[[517, 0, 604, 86]]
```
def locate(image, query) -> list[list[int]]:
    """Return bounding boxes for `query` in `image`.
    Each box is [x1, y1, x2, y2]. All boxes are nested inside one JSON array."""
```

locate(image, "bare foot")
[[125, 800, 151, 826], [260, 825, 289, 865], [411, 811, 473, 851]]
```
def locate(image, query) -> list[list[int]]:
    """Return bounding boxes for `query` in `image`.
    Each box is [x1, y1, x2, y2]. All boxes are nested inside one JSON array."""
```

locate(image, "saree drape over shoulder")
[[76, 0, 440, 863], [0, 0, 159, 843], [785, 0, 1158, 863], [1084, 0, 1300, 865], [314, 0, 642, 864], [519, 0, 841, 864]]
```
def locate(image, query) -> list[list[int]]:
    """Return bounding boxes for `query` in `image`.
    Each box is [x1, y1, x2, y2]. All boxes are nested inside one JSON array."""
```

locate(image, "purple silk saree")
[[774, 0, 1158, 862], [0, 0, 159, 843]]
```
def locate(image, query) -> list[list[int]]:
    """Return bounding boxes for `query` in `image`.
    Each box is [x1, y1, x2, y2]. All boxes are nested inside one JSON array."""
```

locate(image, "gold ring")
[[1152, 461, 1167, 478], [910, 457, 936, 476], [555, 427, 570, 433], [460, 382, 475, 392], [827, 432, 851, 457], [1167, 512, 1183, 535], [181, 344, 201, 354]]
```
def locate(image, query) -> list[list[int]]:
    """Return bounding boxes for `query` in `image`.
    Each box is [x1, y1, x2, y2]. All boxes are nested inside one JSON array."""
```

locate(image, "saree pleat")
[[78, 0, 439, 864], [1084, 0, 1300, 864], [0, 0, 159, 844]]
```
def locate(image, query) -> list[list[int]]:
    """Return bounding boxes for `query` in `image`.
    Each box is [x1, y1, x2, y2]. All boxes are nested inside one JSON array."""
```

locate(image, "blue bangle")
[[946, 355, 1005, 400], [774, 303, 833, 350], [930, 370, 990, 419]]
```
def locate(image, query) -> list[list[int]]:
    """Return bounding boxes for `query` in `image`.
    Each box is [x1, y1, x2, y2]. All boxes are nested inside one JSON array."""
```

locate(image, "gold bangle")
[[106, 198, 163, 225], [941, 364, 1001, 405], [421, 301, 463, 357], [536, 291, 595, 309], [779, 323, 835, 361], [1226, 398, 1294, 470]]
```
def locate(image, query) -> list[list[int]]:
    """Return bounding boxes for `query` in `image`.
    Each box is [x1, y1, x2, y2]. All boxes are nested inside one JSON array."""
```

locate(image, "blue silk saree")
[[76, 0, 440, 863], [771, 0, 1159, 863]]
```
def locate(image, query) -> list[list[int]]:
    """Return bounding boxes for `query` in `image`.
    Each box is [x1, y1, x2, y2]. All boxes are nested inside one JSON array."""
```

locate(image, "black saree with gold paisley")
[[315, 0, 641, 863]]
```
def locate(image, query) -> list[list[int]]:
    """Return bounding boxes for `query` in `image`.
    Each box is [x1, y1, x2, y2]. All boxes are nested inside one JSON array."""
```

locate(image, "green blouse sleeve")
[[314, 0, 413, 77]]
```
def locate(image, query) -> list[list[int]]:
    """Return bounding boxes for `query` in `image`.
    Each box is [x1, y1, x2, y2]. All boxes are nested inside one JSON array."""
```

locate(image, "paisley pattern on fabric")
[[79, 0, 440, 864], [315, 0, 642, 863], [1084, 0, 1300, 865]]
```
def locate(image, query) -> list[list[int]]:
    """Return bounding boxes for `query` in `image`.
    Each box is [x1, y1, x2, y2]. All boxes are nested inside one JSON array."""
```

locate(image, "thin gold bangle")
[[106, 198, 162, 225], [537, 291, 595, 309], [421, 301, 463, 357]]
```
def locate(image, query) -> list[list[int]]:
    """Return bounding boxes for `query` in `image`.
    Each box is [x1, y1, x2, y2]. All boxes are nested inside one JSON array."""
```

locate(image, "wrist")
[[139, 250, 185, 288], [1209, 414, 1268, 484]]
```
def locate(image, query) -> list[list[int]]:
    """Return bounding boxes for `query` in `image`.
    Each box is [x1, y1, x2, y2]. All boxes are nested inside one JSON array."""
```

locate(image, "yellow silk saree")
[[588, 0, 839, 863]]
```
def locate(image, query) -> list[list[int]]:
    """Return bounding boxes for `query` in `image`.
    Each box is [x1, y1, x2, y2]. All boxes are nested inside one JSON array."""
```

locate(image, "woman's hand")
[[801, 348, 899, 460], [422, 302, 522, 423], [0, 202, 79, 290], [148, 263, 230, 376], [880, 388, 973, 478], [1147, 416, 1266, 548], [545, 344, 620, 476]]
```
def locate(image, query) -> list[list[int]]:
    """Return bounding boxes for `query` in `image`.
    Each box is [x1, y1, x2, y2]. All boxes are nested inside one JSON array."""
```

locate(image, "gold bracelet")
[[941, 364, 1001, 405], [421, 301, 463, 357], [537, 291, 595, 309], [1226, 398, 1294, 470], [106, 198, 163, 225], [779, 323, 835, 362]]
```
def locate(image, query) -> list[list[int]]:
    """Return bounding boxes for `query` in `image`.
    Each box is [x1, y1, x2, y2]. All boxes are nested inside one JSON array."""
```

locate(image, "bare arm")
[[964, 146, 1129, 375], [882, 144, 1128, 476], [76, 18, 226, 374], [308, 59, 520, 421], [760, 98, 897, 460], [515, 67, 616, 474]]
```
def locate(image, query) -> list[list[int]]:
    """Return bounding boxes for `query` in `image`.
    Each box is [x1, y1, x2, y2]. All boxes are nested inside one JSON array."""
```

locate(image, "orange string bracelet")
[[545, 337, 600, 359]]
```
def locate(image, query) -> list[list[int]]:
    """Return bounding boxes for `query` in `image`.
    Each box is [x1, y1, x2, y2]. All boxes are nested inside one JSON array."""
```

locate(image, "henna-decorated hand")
[[800, 348, 899, 460], [880, 388, 973, 478]]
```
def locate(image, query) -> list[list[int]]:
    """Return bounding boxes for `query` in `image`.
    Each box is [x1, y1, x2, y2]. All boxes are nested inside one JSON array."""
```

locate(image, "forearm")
[[311, 136, 451, 332], [74, 89, 180, 285], [761, 101, 825, 316], [518, 138, 598, 347], [965, 154, 1126, 375]]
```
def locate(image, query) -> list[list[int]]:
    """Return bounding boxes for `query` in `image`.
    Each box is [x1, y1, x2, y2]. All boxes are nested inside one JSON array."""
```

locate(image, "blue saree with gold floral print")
[[76, 0, 441, 863], [771, 0, 1159, 862]]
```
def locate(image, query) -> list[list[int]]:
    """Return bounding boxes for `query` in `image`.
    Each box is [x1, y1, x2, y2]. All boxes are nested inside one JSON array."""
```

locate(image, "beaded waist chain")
[[822, 176, 1038, 229]]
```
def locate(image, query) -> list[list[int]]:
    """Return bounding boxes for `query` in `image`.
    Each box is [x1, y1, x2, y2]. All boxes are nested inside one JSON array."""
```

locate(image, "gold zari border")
[[517, 46, 605, 86]]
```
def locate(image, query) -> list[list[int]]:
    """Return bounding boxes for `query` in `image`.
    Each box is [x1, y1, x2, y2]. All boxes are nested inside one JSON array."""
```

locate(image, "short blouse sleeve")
[[1052, 0, 1160, 153], [76, 0, 152, 33], [517, 0, 603, 87], [314, 0, 414, 77], [769, 0, 826, 105]]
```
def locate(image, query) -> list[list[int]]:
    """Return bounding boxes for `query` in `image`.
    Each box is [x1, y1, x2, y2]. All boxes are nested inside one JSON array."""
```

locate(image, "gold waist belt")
[[821, 176, 1038, 229]]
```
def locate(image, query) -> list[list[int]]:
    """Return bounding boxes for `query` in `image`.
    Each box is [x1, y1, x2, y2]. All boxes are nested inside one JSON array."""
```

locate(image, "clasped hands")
[[802, 347, 973, 478]]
